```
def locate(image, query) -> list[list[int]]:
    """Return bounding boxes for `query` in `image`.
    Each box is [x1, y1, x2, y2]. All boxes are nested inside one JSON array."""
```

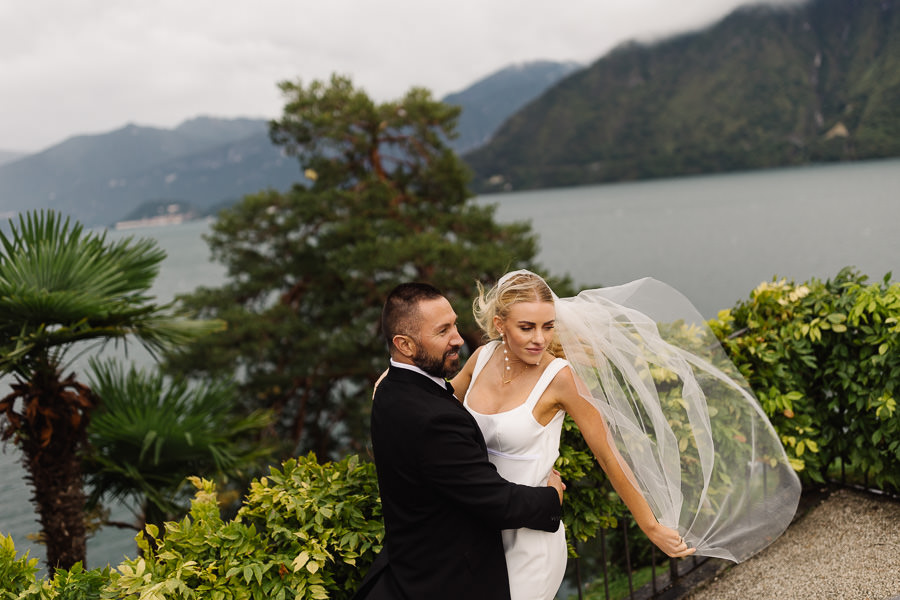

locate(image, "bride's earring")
[[501, 333, 512, 380]]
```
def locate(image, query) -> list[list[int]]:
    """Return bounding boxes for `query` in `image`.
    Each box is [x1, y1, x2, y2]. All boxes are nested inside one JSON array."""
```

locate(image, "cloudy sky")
[[2, 0, 795, 153]]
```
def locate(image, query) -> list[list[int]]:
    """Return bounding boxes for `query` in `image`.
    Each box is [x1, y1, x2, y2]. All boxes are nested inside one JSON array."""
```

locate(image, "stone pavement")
[[683, 487, 900, 600]]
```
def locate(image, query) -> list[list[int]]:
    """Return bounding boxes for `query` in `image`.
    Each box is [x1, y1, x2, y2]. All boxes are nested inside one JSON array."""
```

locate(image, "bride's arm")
[[550, 368, 695, 558], [372, 368, 389, 398], [449, 344, 484, 401]]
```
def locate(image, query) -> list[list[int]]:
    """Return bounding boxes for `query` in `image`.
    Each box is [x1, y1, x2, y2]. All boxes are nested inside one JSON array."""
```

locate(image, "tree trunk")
[[22, 426, 88, 573], [9, 372, 95, 574]]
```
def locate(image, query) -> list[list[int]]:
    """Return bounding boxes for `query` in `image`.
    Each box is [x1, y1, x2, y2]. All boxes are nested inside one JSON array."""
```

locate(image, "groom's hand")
[[547, 469, 566, 504]]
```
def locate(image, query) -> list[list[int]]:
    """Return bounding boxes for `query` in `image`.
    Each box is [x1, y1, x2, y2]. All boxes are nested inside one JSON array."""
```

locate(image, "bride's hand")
[[372, 369, 389, 398], [646, 523, 695, 558], [547, 468, 566, 504]]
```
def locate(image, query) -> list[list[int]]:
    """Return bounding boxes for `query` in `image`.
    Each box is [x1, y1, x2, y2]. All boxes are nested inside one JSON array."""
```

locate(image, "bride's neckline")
[[465, 341, 555, 416], [464, 394, 531, 416]]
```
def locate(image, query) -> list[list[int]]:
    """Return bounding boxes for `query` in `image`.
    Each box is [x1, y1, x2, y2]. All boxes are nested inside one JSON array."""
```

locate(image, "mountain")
[[441, 60, 582, 153], [0, 62, 575, 227], [0, 151, 26, 167], [464, 0, 900, 192], [0, 117, 301, 226], [65, 128, 300, 223]]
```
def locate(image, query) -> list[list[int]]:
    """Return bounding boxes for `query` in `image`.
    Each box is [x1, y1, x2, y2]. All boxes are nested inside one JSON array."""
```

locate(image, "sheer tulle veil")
[[497, 270, 801, 562]]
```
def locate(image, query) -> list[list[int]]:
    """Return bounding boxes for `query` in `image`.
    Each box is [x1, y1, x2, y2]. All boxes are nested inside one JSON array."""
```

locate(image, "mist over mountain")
[[0, 64, 572, 226], [0, 151, 26, 167], [464, 0, 900, 191]]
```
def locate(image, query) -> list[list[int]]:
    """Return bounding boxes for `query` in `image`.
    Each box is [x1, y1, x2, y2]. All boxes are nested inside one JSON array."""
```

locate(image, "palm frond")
[[129, 313, 227, 356], [0, 210, 223, 377], [0, 210, 165, 322], [84, 358, 273, 515]]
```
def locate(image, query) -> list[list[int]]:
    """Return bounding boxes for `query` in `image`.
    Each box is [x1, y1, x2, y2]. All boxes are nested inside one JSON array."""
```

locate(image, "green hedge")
[[709, 267, 900, 490]]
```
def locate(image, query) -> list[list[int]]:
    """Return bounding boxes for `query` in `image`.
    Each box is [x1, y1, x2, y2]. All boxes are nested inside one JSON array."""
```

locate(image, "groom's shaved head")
[[382, 282, 445, 350]]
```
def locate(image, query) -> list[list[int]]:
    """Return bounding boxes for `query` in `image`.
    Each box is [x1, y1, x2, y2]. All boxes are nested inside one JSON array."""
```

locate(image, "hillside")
[[0, 117, 300, 227], [0, 63, 572, 227], [0, 151, 25, 167], [442, 60, 582, 153], [464, 0, 900, 192]]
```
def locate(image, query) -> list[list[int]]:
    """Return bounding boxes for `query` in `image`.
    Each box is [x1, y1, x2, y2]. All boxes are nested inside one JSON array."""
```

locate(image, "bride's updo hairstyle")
[[473, 271, 564, 357]]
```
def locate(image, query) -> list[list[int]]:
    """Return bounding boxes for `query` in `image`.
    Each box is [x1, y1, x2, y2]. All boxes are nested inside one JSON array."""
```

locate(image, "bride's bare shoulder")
[[547, 362, 580, 401]]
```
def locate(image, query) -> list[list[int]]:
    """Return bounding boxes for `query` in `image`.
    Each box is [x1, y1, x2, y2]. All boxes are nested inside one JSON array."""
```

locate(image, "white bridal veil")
[[506, 270, 801, 562]]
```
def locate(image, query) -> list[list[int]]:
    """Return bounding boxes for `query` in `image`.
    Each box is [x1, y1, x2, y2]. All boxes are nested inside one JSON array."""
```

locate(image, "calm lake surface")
[[1, 157, 898, 570], [480, 157, 900, 317]]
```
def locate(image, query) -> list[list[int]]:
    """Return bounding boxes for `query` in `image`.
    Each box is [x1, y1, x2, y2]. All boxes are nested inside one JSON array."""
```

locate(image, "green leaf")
[[292, 551, 309, 572]]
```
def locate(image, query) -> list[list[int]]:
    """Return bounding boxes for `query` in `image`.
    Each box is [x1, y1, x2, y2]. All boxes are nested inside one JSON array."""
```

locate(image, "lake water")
[[1, 157, 898, 570], [481, 157, 900, 317]]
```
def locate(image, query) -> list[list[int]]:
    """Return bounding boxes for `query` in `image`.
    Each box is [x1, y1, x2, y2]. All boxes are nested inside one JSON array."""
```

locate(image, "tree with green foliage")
[[84, 359, 274, 536], [165, 74, 558, 459], [0, 210, 223, 573]]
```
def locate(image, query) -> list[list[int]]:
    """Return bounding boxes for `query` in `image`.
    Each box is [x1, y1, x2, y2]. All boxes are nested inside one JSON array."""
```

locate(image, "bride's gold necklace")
[[502, 361, 530, 385], [501, 337, 539, 384]]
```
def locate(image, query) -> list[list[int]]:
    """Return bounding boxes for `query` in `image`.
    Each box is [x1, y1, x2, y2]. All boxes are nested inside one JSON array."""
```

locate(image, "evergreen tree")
[[165, 74, 560, 458]]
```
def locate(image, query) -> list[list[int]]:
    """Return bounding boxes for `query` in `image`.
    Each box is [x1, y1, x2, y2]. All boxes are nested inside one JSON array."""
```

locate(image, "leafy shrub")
[[106, 454, 383, 600], [0, 455, 382, 600], [0, 534, 110, 600], [710, 267, 900, 490], [25, 564, 111, 600], [0, 534, 39, 599]]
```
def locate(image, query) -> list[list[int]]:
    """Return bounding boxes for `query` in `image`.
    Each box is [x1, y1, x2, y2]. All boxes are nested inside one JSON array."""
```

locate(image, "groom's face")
[[411, 297, 464, 379]]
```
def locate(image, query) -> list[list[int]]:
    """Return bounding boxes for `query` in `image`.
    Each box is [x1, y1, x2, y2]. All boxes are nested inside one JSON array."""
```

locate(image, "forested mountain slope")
[[464, 0, 900, 191], [443, 60, 582, 153]]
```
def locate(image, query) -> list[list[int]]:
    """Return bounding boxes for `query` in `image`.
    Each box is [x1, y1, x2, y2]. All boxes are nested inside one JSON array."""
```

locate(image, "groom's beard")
[[414, 345, 461, 380]]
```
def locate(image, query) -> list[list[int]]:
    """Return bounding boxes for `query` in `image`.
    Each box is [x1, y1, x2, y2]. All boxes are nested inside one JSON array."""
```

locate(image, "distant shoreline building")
[[114, 213, 189, 230], [114, 202, 196, 230]]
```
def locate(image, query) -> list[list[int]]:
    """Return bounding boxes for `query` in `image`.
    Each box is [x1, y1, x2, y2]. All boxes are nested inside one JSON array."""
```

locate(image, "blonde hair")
[[473, 271, 564, 357]]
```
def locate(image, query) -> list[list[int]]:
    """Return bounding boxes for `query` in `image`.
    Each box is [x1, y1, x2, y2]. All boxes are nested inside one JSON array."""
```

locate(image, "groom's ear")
[[392, 334, 416, 359]]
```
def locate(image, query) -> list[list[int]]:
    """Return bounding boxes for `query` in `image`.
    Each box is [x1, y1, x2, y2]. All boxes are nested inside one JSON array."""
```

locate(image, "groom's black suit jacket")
[[353, 366, 562, 600]]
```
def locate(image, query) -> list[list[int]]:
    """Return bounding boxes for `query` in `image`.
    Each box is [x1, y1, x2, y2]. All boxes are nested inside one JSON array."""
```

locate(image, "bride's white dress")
[[464, 341, 569, 600]]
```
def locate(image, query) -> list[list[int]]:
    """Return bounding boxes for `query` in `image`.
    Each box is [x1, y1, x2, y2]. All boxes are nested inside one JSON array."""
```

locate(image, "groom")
[[352, 282, 564, 600]]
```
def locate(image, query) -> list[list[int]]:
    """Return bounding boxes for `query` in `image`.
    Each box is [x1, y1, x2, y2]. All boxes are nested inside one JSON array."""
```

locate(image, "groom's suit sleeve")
[[418, 406, 562, 532]]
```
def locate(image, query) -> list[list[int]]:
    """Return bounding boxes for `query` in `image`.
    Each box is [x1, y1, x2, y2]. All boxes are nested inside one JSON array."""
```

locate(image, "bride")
[[449, 270, 800, 600]]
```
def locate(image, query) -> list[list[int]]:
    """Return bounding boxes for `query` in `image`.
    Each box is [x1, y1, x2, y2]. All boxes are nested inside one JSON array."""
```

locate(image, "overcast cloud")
[[1, 0, 801, 153]]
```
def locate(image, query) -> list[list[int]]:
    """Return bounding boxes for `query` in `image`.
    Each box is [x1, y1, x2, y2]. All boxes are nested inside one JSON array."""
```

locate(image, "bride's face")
[[496, 301, 556, 365]]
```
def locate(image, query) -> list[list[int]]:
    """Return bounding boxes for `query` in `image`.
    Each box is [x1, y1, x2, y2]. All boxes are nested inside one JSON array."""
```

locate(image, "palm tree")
[[0, 210, 223, 573], [84, 358, 273, 536]]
